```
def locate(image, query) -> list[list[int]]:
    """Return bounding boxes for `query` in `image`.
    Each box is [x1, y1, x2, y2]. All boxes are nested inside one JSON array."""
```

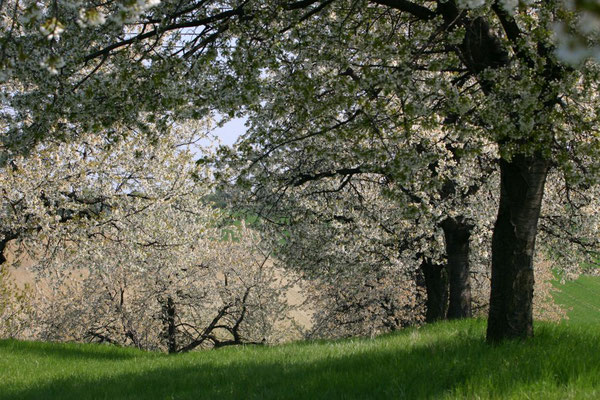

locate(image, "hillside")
[[2, 319, 600, 399], [553, 275, 600, 324]]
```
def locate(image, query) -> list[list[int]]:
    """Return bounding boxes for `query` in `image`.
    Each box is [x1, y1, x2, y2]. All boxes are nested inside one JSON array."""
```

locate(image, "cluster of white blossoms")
[[39, 54, 65, 75], [1, 0, 163, 76], [0, 120, 206, 255], [77, 8, 107, 27], [220, 0, 599, 334], [1, 0, 598, 344], [457, 0, 520, 13], [549, 0, 600, 64], [112, 0, 162, 25], [0, 263, 31, 338], [554, 21, 600, 65], [32, 0, 163, 35], [39, 17, 64, 40], [0, 120, 302, 349], [29, 219, 297, 350]]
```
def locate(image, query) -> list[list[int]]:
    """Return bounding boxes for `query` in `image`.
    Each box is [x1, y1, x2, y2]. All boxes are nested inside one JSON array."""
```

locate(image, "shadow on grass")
[[3, 322, 600, 399]]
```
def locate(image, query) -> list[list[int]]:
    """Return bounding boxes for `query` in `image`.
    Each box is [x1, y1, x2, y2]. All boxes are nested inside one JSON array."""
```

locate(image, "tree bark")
[[0, 239, 8, 266], [163, 296, 177, 354], [0, 232, 18, 266], [441, 217, 473, 319], [420, 258, 449, 322], [486, 154, 550, 342]]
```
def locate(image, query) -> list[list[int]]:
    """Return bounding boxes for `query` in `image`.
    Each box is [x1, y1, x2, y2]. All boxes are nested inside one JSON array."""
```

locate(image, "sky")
[[212, 117, 247, 147]]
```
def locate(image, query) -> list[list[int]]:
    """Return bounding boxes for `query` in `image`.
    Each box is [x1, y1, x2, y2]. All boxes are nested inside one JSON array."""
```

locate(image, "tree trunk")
[[0, 232, 18, 266], [0, 239, 8, 266], [441, 217, 473, 319], [420, 258, 449, 322], [163, 296, 177, 353], [486, 154, 550, 342]]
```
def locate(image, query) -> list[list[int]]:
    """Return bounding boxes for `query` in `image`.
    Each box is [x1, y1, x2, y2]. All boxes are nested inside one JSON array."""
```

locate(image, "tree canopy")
[[1, 0, 600, 342]]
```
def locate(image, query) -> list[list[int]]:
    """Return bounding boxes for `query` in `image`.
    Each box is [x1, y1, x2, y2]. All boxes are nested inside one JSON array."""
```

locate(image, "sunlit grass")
[[2, 319, 600, 399], [553, 275, 600, 324]]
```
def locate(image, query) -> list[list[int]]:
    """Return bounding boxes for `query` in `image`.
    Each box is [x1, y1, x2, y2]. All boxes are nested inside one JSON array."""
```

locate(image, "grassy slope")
[[2, 319, 600, 399], [553, 275, 600, 324]]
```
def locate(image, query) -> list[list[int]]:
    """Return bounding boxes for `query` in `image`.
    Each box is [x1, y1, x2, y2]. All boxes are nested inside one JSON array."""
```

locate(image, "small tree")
[[0, 121, 300, 351], [0, 263, 31, 338], [31, 223, 297, 352]]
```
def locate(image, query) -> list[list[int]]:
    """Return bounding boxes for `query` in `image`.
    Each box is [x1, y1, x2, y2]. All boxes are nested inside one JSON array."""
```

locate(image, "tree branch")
[[84, 7, 244, 62], [369, 0, 437, 20]]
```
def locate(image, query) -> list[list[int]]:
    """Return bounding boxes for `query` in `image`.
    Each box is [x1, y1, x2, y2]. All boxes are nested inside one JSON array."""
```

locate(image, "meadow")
[[1, 274, 599, 400], [2, 318, 600, 399], [553, 274, 600, 324]]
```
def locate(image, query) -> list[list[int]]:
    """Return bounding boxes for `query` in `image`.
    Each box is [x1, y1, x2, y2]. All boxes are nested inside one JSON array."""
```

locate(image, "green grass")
[[2, 319, 600, 399], [553, 275, 600, 324]]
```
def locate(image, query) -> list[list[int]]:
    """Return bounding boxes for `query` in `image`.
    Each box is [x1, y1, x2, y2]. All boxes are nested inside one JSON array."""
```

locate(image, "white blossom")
[[39, 17, 64, 40]]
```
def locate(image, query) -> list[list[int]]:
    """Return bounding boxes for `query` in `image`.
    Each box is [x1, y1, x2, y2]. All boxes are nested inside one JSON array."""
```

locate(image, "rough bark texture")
[[486, 155, 550, 342], [441, 217, 473, 319], [421, 258, 449, 322]]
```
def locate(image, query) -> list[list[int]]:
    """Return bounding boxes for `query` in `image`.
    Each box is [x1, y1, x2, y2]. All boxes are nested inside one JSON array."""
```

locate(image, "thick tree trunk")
[[420, 258, 449, 322], [441, 217, 473, 319], [486, 154, 550, 342]]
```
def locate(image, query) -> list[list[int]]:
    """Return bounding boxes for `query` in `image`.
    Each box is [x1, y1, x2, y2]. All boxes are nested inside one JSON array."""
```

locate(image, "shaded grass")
[[553, 275, 600, 324], [2, 319, 600, 399]]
